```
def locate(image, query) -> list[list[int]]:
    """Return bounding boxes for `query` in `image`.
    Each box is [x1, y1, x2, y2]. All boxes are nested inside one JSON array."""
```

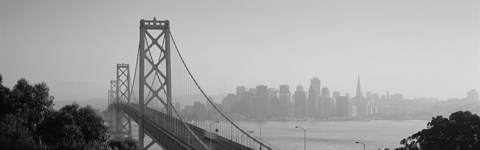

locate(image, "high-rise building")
[[356, 75, 363, 100], [321, 87, 330, 97], [319, 87, 330, 118], [336, 96, 349, 117], [241, 89, 255, 117], [174, 102, 181, 112], [323, 97, 336, 117], [279, 85, 291, 118], [236, 86, 246, 97], [307, 78, 321, 117], [332, 91, 341, 98], [467, 89, 479, 101], [294, 84, 307, 118], [193, 101, 206, 121], [349, 104, 357, 118], [253, 85, 269, 117], [222, 94, 236, 113], [269, 88, 279, 116], [355, 75, 367, 117]]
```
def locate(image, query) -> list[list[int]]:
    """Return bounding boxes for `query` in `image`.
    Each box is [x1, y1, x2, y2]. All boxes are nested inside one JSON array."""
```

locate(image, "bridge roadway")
[[113, 103, 253, 150]]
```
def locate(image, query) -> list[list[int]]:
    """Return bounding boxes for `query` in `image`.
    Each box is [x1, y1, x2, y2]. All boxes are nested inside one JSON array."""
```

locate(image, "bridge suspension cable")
[[112, 18, 276, 150], [170, 31, 276, 150]]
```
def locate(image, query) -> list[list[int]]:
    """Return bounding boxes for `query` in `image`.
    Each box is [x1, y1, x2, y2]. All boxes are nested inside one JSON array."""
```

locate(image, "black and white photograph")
[[1, 0, 479, 150]]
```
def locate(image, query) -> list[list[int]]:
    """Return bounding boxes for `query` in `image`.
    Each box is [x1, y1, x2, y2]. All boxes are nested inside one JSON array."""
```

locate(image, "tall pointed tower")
[[355, 74, 367, 117], [356, 74, 362, 100]]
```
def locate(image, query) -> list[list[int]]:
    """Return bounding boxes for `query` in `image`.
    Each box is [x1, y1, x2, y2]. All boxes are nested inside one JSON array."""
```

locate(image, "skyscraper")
[[279, 85, 291, 118], [253, 85, 269, 117], [356, 74, 367, 117], [193, 101, 206, 121], [307, 78, 320, 117], [269, 88, 279, 116], [319, 87, 331, 117], [222, 94, 236, 113], [356, 74, 362, 100], [294, 84, 307, 118], [336, 96, 349, 117], [236, 86, 247, 115], [236, 86, 246, 97]]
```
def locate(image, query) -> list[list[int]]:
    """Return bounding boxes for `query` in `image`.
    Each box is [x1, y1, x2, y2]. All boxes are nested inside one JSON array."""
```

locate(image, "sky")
[[1, 0, 479, 101]]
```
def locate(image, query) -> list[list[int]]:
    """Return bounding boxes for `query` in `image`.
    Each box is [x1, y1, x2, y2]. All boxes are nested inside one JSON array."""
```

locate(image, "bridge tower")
[[108, 80, 116, 106], [108, 80, 116, 133], [115, 63, 132, 138], [138, 18, 172, 149]]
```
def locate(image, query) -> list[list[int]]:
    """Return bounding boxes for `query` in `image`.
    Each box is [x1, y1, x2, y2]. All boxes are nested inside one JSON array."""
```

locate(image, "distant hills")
[[52, 93, 228, 111], [53, 97, 108, 111]]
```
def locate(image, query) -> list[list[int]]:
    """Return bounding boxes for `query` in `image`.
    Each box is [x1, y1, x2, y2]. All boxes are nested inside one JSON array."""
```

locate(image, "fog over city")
[[1, 0, 480, 150], [2, 0, 479, 102]]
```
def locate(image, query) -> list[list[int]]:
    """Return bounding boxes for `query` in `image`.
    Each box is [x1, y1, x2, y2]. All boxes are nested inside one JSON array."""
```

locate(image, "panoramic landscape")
[[1, 0, 479, 150]]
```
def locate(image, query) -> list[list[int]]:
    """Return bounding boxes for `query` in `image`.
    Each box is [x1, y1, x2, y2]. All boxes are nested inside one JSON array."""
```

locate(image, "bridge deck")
[[114, 103, 253, 150]]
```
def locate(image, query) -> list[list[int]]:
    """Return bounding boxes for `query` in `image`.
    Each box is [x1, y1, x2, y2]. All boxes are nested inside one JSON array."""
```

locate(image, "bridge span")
[[106, 18, 276, 150]]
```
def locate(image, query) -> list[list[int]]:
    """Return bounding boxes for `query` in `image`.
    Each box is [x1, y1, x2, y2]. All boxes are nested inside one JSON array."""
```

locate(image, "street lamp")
[[355, 141, 366, 150], [295, 126, 306, 150], [209, 121, 220, 149], [241, 131, 253, 150], [259, 119, 262, 141]]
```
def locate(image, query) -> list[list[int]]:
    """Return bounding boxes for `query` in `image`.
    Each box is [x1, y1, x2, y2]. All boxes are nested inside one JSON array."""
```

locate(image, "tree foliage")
[[37, 104, 108, 150], [107, 138, 139, 150], [0, 74, 135, 150], [0, 75, 53, 150], [398, 111, 480, 150]]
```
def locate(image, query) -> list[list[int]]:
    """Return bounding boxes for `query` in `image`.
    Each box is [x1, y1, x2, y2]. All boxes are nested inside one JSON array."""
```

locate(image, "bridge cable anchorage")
[[170, 32, 276, 150]]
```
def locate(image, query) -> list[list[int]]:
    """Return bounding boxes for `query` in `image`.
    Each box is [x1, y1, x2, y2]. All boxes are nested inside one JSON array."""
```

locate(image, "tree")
[[0, 75, 52, 150], [37, 103, 108, 150], [0, 75, 138, 150], [107, 138, 139, 150], [9, 79, 54, 134], [398, 111, 480, 150]]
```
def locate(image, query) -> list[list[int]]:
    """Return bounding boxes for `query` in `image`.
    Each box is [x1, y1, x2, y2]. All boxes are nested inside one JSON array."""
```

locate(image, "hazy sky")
[[1, 0, 479, 101]]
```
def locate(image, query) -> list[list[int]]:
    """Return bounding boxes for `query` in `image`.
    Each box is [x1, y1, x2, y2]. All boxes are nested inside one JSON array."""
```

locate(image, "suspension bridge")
[[106, 18, 276, 150]]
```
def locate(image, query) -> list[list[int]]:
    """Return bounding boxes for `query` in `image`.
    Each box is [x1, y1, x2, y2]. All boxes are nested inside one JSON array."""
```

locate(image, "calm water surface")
[[132, 120, 427, 150], [238, 120, 427, 150]]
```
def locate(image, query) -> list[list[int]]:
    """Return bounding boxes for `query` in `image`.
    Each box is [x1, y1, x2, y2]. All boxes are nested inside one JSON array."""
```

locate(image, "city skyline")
[[1, 0, 479, 101], [1, 1, 479, 150]]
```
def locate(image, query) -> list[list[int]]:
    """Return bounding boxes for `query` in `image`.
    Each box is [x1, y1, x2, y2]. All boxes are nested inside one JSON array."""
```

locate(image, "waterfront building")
[[279, 85, 291, 117], [294, 84, 307, 118], [253, 85, 269, 117], [336, 96, 349, 117], [307, 78, 321, 117]]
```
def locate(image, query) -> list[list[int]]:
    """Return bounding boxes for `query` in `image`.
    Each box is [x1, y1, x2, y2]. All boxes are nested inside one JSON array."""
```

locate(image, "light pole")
[[209, 121, 220, 149], [295, 126, 306, 150], [241, 131, 253, 150], [355, 141, 366, 150], [259, 119, 262, 141]]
